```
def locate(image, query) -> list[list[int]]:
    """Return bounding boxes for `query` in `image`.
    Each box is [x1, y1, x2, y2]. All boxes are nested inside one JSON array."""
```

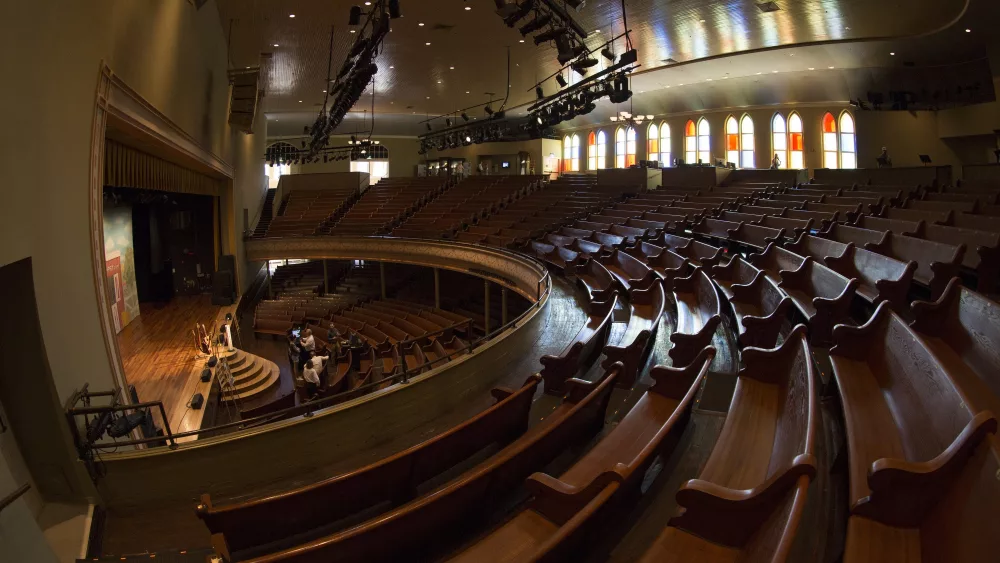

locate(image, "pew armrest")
[[649, 346, 715, 400], [856, 411, 997, 528], [526, 466, 627, 525], [728, 271, 764, 304], [777, 256, 813, 291], [812, 278, 858, 314], [910, 276, 961, 337], [490, 386, 516, 402], [709, 255, 739, 281], [830, 299, 890, 360], [671, 454, 817, 548]]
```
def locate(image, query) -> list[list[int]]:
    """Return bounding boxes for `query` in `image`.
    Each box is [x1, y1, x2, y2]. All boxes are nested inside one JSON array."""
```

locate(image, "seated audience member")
[[349, 331, 362, 347], [302, 359, 320, 398]]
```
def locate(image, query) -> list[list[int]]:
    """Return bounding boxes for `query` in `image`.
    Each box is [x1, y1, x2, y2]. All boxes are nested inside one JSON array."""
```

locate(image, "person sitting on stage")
[[348, 331, 362, 348], [302, 359, 321, 399]]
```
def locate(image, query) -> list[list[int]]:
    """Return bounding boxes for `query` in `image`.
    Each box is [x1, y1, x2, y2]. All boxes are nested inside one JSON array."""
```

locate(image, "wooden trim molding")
[[89, 62, 235, 404]]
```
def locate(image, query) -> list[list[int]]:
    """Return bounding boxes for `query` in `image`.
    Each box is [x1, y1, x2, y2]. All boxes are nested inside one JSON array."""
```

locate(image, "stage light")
[[348, 6, 362, 25], [601, 47, 614, 61], [446, 118, 452, 127], [519, 13, 552, 36], [388, 0, 401, 19], [556, 73, 567, 87], [534, 27, 567, 45], [536, 86, 544, 100], [461, 112, 470, 121], [426, 123, 432, 131], [350, 135, 357, 143], [503, 0, 535, 27], [484, 104, 494, 115]]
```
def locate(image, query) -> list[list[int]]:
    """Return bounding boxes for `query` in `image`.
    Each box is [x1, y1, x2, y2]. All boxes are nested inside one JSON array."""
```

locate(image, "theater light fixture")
[[461, 112, 470, 121], [348, 6, 362, 25], [556, 73, 567, 87], [536, 86, 545, 100]]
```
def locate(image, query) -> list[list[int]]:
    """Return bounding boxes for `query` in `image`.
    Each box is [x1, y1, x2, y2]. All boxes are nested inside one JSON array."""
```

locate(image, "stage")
[[116, 295, 238, 440]]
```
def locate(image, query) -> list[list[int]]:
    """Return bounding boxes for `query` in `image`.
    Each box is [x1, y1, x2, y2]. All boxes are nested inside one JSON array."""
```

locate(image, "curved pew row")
[[641, 326, 817, 563], [750, 243, 857, 344], [623, 241, 692, 288], [669, 266, 723, 366], [539, 294, 618, 395], [784, 233, 915, 312], [236, 364, 624, 563], [445, 348, 716, 563], [711, 256, 792, 349], [601, 279, 667, 388], [829, 302, 998, 563]]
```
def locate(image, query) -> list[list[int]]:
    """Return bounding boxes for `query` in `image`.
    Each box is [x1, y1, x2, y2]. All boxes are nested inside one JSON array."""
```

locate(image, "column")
[[380, 262, 387, 300], [501, 288, 508, 326], [434, 268, 441, 309], [323, 259, 329, 295], [484, 279, 491, 336]]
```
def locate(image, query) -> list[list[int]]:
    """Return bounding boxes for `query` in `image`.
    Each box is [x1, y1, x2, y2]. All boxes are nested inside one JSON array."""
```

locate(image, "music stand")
[[919, 155, 932, 166]]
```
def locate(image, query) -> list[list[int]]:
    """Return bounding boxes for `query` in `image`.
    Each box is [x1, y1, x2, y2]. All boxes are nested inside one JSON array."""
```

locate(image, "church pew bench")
[[728, 222, 786, 251], [590, 231, 628, 251], [866, 232, 963, 299], [784, 208, 839, 231], [767, 193, 817, 206], [601, 279, 666, 388], [712, 256, 792, 349], [233, 365, 625, 563], [669, 266, 723, 366], [447, 349, 716, 563], [801, 201, 863, 223], [539, 295, 618, 395], [747, 241, 805, 287], [644, 327, 817, 563], [752, 243, 858, 343], [254, 317, 294, 337], [825, 195, 883, 214], [952, 211, 1000, 233], [920, 223, 1000, 292], [664, 237, 726, 271], [829, 302, 998, 563], [911, 278, 1000, 451], [568, 257, 617, 301], [198, 374, 543, 556], [596, 249, 657, 293], [925, 191, 999, 205], [885, 207, 952, 226], [691, 218, 741, 246], [624, 242, 691, 288], [530, 241, 585, 272], [907, 198, 978, 214], [851, 214, 922, 236], [740, 203, 790, 216], [785, 234, 914, 312]]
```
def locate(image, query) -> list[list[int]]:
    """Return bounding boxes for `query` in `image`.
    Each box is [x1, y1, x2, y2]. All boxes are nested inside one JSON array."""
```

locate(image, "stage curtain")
[[104, 139, 222, 197]]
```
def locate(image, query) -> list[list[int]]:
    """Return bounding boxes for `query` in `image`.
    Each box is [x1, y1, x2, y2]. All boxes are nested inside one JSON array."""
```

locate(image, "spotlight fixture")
[[533, 26, 567, 45], [556, 74, 567, 87], [484, 104, 494, 115], [348, 5, 362, 25], [446, 118, 452, 127], [426, 123, 432, 131], [519, 13, 552, 36], [601, 46, 614, 61], [503, 0, 536, 27], [461, 112, 470, 121], [536, 86, 545, 100]]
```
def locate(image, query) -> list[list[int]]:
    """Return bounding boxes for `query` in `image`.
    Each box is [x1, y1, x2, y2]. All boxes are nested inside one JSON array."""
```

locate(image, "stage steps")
[[217, 348, 281, 402]]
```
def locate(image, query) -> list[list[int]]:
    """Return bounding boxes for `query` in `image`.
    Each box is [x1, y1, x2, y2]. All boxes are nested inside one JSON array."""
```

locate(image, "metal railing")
[[0, 483, 30, 513], [69, 270, 551, 451]]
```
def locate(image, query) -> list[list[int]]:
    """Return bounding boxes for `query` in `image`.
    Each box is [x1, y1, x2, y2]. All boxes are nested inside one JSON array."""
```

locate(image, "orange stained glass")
[[588, 131, 596, 145], [726, 134, 739, 151], [626, 154, 637, 167], [823, 112, 836, 133], [685, 120, 696, 136], [649, 139, 659, 153], [790, 133, 803, 151]]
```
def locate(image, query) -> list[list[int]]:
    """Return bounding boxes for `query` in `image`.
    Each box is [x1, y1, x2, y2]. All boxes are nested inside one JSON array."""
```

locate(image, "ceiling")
[[217, 0, 992, 137]]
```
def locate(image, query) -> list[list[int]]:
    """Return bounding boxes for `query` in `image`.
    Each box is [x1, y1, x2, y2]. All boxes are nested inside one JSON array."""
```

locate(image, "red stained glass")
[[823, 113, 836, 133], [726, 134, 740, 151], [790, 133, 803, 151], [685, 120, 696, 136], [626, 155, 637, 167]]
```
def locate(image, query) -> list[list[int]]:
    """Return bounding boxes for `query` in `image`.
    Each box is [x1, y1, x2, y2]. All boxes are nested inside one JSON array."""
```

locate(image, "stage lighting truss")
[[526, 54, 638, 132], [494, 0, 592, 69], [304, 0, 401, 159], [416, 116, 546, 155]]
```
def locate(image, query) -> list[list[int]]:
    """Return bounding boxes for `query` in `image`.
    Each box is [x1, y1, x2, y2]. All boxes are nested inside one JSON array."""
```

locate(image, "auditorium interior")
[[4, 0, 1000, 561]]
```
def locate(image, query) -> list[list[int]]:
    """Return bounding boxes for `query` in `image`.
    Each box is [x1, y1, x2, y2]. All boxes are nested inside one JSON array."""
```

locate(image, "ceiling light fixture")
[[808, 67, 815, 70], [273, 43, 279, 47], [418, 22, 425, 26], [890, 52, 895, 55], [966, 28, 971, 33], [465, 6, 472, 10], [426, 42, 432, 46], [828, 66, 835, 69], [289, 14, 295, 18]]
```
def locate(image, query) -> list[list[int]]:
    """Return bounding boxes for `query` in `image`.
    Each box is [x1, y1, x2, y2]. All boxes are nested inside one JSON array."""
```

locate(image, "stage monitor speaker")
[[212, 270, 234, 305], [190, 393, 204, 409], [218, 254, 236, 277], [201, 368, 212, 382], [207, 355, 219, 368]]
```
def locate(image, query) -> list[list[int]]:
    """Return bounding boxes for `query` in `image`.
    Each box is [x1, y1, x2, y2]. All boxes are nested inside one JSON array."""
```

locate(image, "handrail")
[[0, 483, 31, 513], [69, 264, 552, 450], [245, 187, 274, 238]]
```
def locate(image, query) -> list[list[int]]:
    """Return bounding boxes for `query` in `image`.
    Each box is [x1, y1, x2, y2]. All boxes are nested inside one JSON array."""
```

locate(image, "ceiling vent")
[[756, 2, 781, 13]]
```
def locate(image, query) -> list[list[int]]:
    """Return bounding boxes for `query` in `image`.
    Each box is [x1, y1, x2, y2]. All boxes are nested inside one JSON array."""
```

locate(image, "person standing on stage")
[[302, 359, 320, 399], [287, 334, 301, 373]]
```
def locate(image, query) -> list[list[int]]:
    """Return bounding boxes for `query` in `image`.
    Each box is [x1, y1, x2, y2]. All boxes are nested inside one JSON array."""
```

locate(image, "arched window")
[[563, 135, 572, 172], [839, 111, 856, 169], [587, 131, 597, 170], [684, 120, 697, 164], [647, 123, 659, 165], [725, 116, 740, 166], [659, 123, 672, 167], [596, 131, 607, 169], [625, 127, 637, 167], [788, 112, 804, 169], [822, 113, 838, 168], [615, 128, 626, 169], [571, 134, 581, 171], [740, 115, 755, 168], [772, 113, 787, 169], [697, 118, 711, 165]]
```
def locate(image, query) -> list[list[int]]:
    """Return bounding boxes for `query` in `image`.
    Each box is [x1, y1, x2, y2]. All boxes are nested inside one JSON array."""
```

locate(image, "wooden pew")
[[712, 257, 792, 349], [851, 214, 922, 236], [728, 222, 785, 251], [911, 278, 1000, 449], [784, 209, 839, 231], [921, 223, 1000, 292], [785, 233, 914, 312], [447, 349, 716, 563], [643, 326, 817, 562], [953, 211, 1000, 233], [669, 267, 722, 366], [530, 241, 584, 272], [198, 375, 542, 556], [539, 295, 618, 395], [866, 232, 963, 299], [829, 302, 998, 562], [751, 243, 858, 344], [596, 249, 657, 292], [802, 201, 862, 223], [233, 364, 624, 563], [691, 217, 741, 244], [601, 279, 666, 388], [568, 257, 616, 301], [885, 206, 952, 226], [624, 242, 691, 287]]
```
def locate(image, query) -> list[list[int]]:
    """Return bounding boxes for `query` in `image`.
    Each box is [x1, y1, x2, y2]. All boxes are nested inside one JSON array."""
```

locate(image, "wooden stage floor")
[[117, 295, 235, 437]]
